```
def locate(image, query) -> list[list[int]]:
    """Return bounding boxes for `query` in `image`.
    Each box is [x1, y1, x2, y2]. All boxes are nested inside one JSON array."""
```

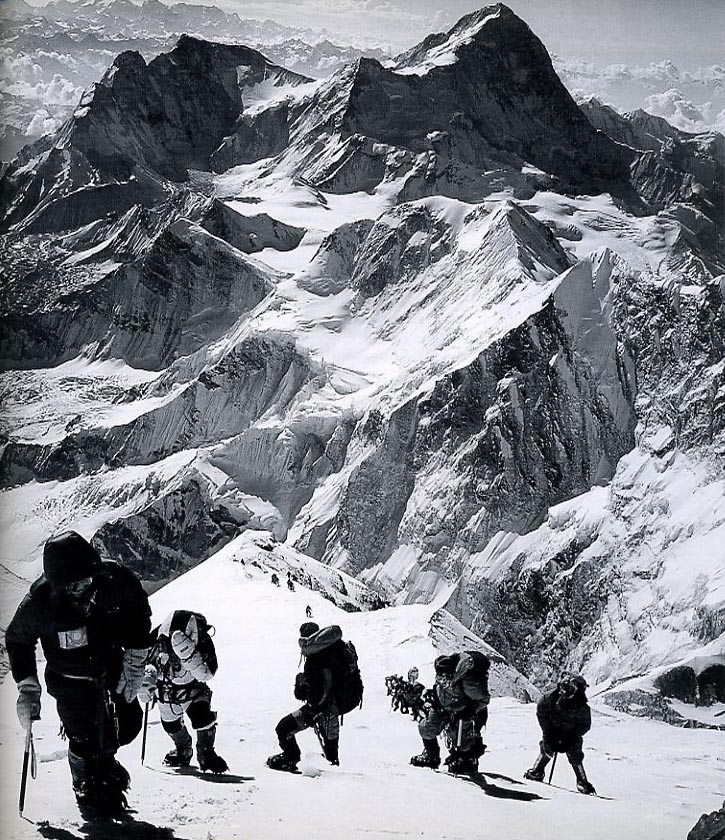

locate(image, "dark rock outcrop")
[[63, 38, 309, 180], [91, 472, 244, 585], [687, 802, 725, 840], [0, 218, 274, 370], [200, 199, 306, 254]]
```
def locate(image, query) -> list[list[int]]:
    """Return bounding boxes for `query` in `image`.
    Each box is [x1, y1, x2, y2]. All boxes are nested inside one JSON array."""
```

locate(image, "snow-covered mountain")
[[0, 533, 721, 839], [0, 8, 723, 829], [0, 0, 391, 159]]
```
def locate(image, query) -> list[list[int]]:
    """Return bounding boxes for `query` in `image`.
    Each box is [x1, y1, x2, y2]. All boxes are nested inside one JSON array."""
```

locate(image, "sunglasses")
[[64, 577, 94, 597]]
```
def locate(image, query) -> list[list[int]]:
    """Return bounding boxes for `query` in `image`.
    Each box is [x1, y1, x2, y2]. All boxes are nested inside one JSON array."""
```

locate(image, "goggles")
[[64, 577, 94, 598]]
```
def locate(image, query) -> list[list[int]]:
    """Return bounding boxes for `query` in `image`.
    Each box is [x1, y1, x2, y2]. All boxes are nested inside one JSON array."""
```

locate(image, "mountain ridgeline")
[[1, 3, 723, 716]]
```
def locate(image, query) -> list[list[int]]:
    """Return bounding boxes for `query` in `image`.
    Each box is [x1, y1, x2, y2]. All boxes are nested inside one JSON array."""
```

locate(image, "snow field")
[[1, 532, 722, 840]]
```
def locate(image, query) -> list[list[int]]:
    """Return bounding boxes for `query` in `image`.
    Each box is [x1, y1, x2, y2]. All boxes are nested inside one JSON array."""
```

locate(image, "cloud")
[[25, 107, 62, 136], [0, 68, 83, 106], [554, 56, 725, 134]]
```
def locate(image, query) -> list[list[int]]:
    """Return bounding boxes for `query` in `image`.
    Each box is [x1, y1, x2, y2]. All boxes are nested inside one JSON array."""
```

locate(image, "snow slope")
[[0, 533, 721, 840]]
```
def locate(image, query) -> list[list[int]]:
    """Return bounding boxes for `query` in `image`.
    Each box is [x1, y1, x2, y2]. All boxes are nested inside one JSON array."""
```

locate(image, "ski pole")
[[141, 702, 149, 765], [548, 752, 558, 784], [19, 725, 36, 817]]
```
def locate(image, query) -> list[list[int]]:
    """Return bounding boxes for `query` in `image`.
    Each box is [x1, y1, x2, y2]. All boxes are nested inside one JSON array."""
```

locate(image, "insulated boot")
[[164, 727, 193, 767], [69, 750, 129, 817], [445, 749, 478, 775], [524, 750, 551, 782], [572, 762, 596, 795], [410, 738, 441, 769], [68, 749, 93, 803], [470, 736, 487, 759], [322, 737, 339, 766], [196, 726, 228, 774], [266, 753, 300, 772]]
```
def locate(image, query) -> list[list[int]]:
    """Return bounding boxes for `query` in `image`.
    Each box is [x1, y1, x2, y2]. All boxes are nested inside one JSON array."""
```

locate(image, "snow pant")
[[419, 709, 483, 755], [275, 703, 340, 762], [541, 735, 585, 765], [158, 683, 216, 735], [46, 669, 142, 759]]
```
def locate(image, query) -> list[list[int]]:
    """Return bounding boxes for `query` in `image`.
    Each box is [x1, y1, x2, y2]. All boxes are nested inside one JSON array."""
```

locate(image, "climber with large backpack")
[[267, 622, 363, 773], [410, 651, 490, 775], [139, 609, 228, 774]]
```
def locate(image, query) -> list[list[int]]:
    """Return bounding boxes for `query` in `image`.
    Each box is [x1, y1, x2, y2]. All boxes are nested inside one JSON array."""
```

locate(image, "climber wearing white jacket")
[[140, 609, 228, 774]]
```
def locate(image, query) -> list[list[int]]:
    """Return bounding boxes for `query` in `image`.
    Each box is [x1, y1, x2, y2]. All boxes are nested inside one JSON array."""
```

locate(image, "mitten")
[[171, 618, 213, 682], [116, 648, 149, 702], [17, 676, 41, 729], [137, 664, 158, 705]]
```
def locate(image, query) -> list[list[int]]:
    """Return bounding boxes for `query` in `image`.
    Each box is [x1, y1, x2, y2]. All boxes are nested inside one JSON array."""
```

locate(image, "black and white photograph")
[[0, 0, 723, 837]]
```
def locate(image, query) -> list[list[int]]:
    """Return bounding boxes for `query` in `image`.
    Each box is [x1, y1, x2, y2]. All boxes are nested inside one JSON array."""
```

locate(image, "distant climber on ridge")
[[523, 672, 596, 794]]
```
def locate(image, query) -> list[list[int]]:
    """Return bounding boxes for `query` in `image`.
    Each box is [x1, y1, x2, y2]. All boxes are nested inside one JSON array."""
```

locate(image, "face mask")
[[63, 577, 95, 611], [559, 682, 576, 698]]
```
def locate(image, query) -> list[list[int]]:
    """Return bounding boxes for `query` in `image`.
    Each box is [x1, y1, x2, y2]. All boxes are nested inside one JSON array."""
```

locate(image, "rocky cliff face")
[[1, 4, 724, 712], [64, 37, 311, 180]]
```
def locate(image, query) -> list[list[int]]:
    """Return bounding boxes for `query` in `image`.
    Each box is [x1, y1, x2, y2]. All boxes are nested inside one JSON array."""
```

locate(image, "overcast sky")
[[21, 0, 724, 68]]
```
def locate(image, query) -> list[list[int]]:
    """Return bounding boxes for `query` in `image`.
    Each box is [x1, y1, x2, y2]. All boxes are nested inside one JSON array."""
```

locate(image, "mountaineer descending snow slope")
[[0, 533, 721, 840]]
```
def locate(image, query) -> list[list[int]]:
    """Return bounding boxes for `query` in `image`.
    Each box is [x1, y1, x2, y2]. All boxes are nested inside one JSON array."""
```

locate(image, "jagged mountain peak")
[[58, 36, 312, 180], [393, 3, 540, 75]]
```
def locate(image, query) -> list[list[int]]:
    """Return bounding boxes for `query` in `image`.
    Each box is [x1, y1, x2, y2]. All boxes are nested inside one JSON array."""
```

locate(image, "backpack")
[[462, 650, 490, 690], [333, 640, 364, 715], [158, 609, 218, 676]]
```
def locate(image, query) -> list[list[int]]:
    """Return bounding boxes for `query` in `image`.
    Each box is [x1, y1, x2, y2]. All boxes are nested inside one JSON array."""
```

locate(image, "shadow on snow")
[[37, 814, 192, 840]]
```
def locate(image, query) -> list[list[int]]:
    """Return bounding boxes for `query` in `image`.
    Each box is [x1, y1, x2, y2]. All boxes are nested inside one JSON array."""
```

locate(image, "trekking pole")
[[19, 725, 37, 817], [141, 702, 150, 766], [548, 752, 558, 785]]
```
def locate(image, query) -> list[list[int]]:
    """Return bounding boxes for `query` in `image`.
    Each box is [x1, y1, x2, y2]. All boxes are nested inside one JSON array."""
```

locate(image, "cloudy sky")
[[17, 0, 723, 68], [169, 0, 722, 67]]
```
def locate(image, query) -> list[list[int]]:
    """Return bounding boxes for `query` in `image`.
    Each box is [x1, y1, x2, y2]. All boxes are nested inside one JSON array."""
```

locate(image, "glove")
[[17, 676, 41, 729], [137, 664, 158, 705], [294, 672, 309, 701], [473, 707, 489, 729], [116, 648, 149, 703], [171, 619, 213, 682]]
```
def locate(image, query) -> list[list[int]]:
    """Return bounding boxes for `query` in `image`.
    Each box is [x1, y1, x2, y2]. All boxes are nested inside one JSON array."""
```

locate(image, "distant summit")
[[1, 4, 722, 234]]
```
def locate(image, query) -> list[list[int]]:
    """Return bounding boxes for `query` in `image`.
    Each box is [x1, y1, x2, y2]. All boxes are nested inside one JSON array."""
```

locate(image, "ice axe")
[[141, 701, 150, 765], [548, 752, 558, 785], [19, 724, 37, 817]]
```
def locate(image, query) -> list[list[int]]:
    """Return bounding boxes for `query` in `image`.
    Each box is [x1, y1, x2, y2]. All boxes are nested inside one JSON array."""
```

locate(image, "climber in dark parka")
[[524, 672, 596, 794], [6, 531, 152, 815], [268, 622, 362, 772]]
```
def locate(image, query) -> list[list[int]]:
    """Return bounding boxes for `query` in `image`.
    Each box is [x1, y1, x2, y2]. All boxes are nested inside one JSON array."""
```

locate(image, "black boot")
[[69, 750, 129, 817], [572, 762, 596, 795], [164, 726, 193, 767], [196, 726, 228, 774], [322, 737, 339, 766], [267, 753, 300, 772], [68, 749, 93, 803], [410, 738, 441, 769], [445, 748, 479, 775], [524, 750, 551, 782]]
